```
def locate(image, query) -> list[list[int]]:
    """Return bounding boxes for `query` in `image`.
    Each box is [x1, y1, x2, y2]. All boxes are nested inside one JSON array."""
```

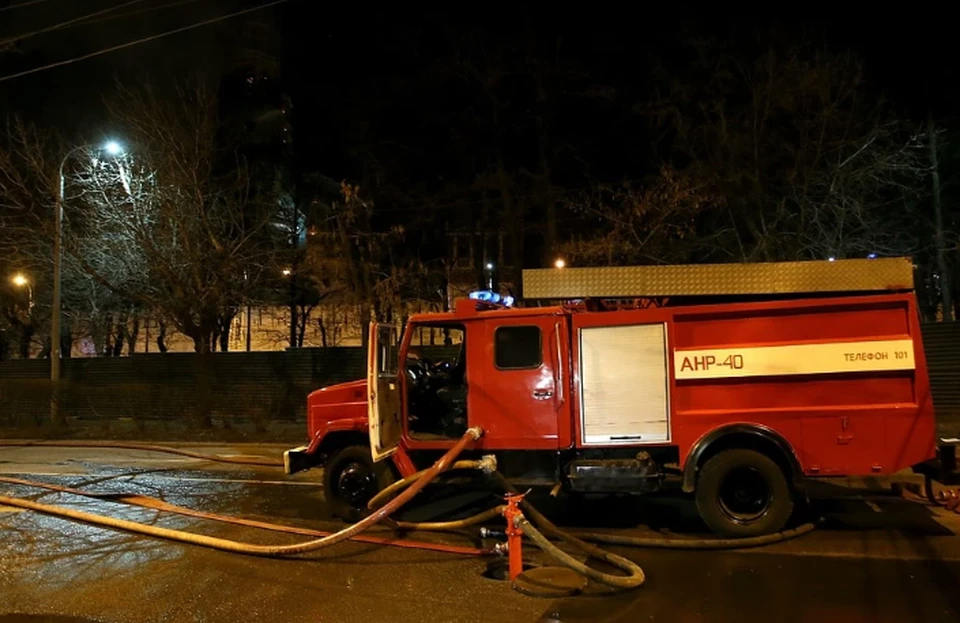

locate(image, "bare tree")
[[790, 126, 927, 260], [559, 166, 725, 266], [0, 118, 93, 357], [63, 77, 282, 354], [306, 182, 411, 345], [927, 116, 952, 319], [645, 39, 929, 263]]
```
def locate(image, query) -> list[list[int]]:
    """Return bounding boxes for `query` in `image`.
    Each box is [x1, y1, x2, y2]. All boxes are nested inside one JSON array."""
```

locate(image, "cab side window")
[[494, 326, 542, 369]]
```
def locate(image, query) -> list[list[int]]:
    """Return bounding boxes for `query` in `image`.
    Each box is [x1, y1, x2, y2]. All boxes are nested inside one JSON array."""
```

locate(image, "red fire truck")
[[285, 258, 959, 537]]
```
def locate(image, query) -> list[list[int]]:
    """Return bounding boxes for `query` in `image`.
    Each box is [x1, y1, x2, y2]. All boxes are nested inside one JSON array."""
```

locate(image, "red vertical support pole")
[[503, 492, 526, 581]]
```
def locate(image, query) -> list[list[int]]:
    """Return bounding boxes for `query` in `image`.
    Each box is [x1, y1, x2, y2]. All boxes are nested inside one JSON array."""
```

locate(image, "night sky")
[[2, 2, 958, 178]]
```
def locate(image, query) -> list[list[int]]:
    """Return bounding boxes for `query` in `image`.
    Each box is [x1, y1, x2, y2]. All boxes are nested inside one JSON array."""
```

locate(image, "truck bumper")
[[912, 440, 960, 485], [284, 446, 312, 475]]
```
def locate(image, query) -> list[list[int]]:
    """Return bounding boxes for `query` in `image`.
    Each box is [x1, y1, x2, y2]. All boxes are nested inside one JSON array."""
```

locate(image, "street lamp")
[[554, 258, 566, 269], [11, 273, 33, 311], [51, 140, 124, 421], [104, 141, 123, 156]]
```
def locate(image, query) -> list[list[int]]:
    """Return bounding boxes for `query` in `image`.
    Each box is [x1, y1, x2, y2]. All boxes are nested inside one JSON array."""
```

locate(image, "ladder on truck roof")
[[521, 257, 914, 300]]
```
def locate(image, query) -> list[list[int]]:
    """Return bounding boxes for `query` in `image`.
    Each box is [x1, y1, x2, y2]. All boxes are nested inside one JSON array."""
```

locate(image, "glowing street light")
[[103, 141, 124, 156], [554, 258, 566, 269], [282, 268, 292, 276], [11, 273, 33, 311]]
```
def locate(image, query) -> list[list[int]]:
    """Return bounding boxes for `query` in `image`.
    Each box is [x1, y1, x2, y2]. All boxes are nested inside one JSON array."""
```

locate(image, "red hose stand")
[[502, 491, 527, 582]]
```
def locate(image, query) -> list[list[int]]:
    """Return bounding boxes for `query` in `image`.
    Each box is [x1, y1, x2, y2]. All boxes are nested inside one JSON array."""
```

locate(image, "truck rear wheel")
[[694, 449, 793, 538], [323, 445, 395, 522]]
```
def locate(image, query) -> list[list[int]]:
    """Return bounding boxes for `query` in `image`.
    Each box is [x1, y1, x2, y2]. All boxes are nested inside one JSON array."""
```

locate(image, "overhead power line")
[[1, 0, 148, 46], [0, 0, 290, 84], [56, 0, 205, 33], [0, 0, 51, 11]]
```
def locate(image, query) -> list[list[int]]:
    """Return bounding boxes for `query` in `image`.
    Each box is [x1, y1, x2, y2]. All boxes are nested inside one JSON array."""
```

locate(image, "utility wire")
[[0, 0, 289, 83], [55, 0, 205, 33], [0, 0, 51, 11], [1, 0, 148, 46]]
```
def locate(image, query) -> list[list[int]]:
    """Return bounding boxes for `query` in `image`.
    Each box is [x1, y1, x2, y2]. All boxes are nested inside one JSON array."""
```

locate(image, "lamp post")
[[51, 140, 124, 422]]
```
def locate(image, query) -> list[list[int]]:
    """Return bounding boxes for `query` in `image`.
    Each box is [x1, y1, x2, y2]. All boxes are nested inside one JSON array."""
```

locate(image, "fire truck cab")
[[285, 258, 958, 537]]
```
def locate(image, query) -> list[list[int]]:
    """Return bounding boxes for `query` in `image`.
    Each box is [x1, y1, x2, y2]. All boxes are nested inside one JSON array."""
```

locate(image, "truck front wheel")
[[323, 445, 395, 521], [694, 449, 793, 538]]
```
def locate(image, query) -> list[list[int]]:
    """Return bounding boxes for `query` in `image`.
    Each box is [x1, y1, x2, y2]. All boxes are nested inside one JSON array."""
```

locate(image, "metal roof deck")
[[522, 258, 914, 300]]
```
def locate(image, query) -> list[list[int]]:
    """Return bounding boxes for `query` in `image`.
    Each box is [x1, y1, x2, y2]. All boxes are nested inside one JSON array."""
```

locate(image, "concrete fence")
[[0, 346, 458, 431], [0, 325, 958, 437]]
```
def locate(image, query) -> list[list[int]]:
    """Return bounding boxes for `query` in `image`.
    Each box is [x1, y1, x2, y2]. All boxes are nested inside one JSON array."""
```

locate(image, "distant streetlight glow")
[[282, 268, 292, 276], [104, 141, 124, 156], [828, 257, 836, 262], [554, 258, 565, 269], [485, 263, 493, 270], [11, 273, 33, 311]]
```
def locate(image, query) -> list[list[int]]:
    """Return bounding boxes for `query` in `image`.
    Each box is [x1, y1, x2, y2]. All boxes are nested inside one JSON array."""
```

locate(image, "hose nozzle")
[[479, 527, 506, 539]]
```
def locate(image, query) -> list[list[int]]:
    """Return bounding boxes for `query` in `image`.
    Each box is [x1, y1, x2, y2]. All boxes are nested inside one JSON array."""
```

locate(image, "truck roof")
[[522, 257, 913, 300]]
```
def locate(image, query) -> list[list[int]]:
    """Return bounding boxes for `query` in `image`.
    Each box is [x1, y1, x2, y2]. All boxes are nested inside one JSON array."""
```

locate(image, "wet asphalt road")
[[1, 446, 959, 623]]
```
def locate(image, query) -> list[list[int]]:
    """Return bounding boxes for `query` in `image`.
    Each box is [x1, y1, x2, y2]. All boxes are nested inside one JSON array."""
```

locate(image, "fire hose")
[[0, 475, 487, 556], [0, 428, 483, 557], [0, 431, 820, 592], [367, 466, 820, 590], [0, 440, 284, 468]]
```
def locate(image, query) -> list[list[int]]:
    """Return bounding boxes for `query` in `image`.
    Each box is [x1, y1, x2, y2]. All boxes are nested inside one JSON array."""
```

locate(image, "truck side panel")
[[570, 294, 935, 478], [670, 294, 934, 476]]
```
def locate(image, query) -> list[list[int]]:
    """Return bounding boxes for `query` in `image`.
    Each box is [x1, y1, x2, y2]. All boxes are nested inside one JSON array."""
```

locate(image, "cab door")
[[470, 317, 570, 449], [368, 323, 402, 462]]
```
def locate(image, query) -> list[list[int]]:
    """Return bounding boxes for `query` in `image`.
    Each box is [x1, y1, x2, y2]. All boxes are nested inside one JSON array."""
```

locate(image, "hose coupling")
[[492, 542, 509, 556], [479, 527, 506, 539], [477, 454, 498, 473], [466, 426, 483, 440]]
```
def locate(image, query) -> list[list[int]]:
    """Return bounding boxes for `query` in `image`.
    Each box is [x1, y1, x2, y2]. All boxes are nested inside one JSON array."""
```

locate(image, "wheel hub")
[[718, 466, 771, 523], [338, 462, 376, 506]]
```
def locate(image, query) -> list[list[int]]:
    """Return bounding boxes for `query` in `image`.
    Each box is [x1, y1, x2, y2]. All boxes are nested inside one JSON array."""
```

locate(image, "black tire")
[[323, 445, 396, 522], [694, 449, 793, 538]]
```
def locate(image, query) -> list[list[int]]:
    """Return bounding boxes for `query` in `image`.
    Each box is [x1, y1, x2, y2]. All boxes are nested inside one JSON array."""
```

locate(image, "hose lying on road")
[[368, 456, 506, 533], [0, 475, 487, 557], [370, 470, 646, 589], [0, 440, 284, 468], [1, 433, 817, 592], [0, 427, 483, 557], [370, 470, 819, 590], [517, 516, 646, 590], [383, 506, 508, 533], [564, 522, 817, 549]]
